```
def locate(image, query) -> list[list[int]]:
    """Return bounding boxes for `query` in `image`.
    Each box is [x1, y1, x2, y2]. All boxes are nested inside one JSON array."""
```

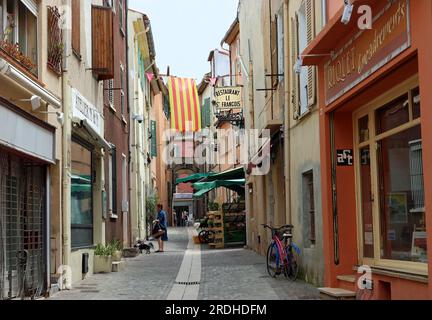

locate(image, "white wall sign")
[[71, 88, 102, 136], [214, 86, 242, 110]]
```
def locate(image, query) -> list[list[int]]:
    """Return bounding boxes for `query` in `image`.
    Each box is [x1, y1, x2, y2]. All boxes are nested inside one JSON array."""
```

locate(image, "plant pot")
[[112, 250, 122, 262], [94, 255, 112, 273]]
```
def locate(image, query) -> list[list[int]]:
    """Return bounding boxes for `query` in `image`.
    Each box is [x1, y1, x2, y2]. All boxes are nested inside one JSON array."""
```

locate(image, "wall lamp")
[[341, 0, 354, 25], [294, 53, 334, 74]]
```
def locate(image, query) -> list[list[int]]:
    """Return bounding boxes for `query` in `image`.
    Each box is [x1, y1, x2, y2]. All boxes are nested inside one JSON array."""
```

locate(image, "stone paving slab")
[[49, 227, 320, 300]]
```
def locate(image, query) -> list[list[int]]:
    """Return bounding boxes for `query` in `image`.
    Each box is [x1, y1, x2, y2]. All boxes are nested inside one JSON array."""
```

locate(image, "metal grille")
[[47, 6, 63, 75], [0, 152, 46, 300]]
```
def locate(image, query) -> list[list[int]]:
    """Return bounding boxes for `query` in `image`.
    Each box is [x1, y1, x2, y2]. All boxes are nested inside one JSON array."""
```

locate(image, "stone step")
[[112, 261, 125, 272], [318, 287, 356, 300], [337, 275, 356, 283]]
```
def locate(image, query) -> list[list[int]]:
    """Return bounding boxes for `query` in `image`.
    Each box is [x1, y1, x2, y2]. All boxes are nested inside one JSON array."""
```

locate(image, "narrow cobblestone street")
[[50, 228, 319, 300]]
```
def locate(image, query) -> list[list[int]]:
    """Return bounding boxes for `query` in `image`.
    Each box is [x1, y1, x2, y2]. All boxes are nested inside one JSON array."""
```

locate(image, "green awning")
[[203, 166, 245, 182], [193, 179, 246, 198], [176, 172, 214, 184]]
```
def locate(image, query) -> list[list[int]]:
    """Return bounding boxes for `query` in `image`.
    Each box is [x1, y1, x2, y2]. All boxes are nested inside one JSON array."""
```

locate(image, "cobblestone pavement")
[[50, 227, 319, 300]]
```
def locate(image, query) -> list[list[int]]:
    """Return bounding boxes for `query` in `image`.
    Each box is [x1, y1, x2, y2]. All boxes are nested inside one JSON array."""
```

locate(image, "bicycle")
[[262, 224, 301, 281]]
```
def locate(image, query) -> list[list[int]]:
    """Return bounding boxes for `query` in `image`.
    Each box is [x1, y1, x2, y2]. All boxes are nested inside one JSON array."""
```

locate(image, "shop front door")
[[0, 151, 47, 299]]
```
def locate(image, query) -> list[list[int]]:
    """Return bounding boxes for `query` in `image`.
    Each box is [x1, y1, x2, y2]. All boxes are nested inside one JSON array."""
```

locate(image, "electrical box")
[[82, 253, 89, 274]]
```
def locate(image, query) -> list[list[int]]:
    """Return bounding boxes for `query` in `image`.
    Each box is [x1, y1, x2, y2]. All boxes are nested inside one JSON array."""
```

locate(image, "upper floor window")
[[120, 64, 125, 114], [0, 0, 38, 75], [291, 0, 316, 118], [71, 0, 80, 58], [118, 0, 124, 34]]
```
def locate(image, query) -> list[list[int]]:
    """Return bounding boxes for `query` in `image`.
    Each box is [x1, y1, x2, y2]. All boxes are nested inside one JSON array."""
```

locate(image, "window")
[[118, 0, 124, 33], [292, 0, 316, 118], [0, 0, 38, 74], [355, 81, 427, 269], [71, 139, 93, 248], [277, 10, 284, 82], [297, 3, 308, 115], [105, 79, 114, 108], [302, 170, 316, 247], [47, 6, 62, 75], [71, 0, 80, 57], [120, 64, 125, 114], [121, 154, 127, 212]]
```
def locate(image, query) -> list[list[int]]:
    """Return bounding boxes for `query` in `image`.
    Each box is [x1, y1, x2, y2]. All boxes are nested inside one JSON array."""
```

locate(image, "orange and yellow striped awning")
[[168, 77, 202, 132]]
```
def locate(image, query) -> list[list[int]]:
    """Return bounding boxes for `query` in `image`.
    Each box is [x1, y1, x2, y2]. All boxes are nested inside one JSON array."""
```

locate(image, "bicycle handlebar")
[[262, 224, 294, 231]]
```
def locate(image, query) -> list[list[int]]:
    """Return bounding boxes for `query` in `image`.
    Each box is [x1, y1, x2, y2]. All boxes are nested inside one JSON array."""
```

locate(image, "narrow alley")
[[49, 228, 319, 301]]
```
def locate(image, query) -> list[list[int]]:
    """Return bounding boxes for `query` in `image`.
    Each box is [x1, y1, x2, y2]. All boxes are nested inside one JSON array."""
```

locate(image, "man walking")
[[155, 204, 168, 253]]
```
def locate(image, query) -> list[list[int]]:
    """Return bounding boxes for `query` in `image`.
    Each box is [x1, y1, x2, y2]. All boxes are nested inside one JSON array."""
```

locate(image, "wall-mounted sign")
[[214, 86, 242, 110], [324, 0, 410, 105], [71, 88, 102, 136], [337, 149, 353, 166]]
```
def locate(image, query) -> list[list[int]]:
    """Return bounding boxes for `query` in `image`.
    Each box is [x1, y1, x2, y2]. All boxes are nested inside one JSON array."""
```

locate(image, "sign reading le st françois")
[[214, 86, 242, 110]]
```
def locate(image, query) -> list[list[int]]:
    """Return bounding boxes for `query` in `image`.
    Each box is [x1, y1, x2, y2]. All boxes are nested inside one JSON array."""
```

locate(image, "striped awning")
[[168, 77, 201, 132]]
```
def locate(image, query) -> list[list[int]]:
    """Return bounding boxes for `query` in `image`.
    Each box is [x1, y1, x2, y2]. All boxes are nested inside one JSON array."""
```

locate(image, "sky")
[[129, 0, 238, 82]]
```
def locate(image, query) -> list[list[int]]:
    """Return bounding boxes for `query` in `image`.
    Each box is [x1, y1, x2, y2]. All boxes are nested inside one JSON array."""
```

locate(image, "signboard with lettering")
[[214, 86, 242, 110], [337, 150, 354, 166], [71, 88, 103, 136], [324, 0, 410, 106]]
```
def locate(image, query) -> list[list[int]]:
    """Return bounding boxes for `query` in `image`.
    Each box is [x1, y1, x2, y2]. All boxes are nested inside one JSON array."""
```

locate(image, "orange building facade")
[[302, 0, 432, 299]]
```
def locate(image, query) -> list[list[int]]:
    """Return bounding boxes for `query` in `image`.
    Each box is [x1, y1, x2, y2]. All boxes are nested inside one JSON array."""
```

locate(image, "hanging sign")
[[214, 86, 242, 110]]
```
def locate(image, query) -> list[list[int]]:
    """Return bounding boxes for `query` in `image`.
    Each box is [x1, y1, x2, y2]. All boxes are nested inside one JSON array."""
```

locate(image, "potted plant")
[[110, 239, 123, 262], [94, 244, 113, 274]]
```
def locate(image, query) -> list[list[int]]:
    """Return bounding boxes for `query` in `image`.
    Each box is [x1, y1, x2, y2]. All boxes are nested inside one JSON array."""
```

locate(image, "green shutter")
[[151, 120, 157, 157], [202, 98, 211, 127]]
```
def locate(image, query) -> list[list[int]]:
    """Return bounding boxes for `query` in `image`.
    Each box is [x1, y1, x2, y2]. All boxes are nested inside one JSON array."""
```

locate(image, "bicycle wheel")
[[285, 245, 300, 281], [266, 243, 280, 278], [198, 230, 208, 243]]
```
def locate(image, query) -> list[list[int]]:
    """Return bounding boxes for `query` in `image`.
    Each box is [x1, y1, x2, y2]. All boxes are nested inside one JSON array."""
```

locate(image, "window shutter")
[[72, 0, 81, 56], [92, 5, 114, 80], [306, 0, 316, 108], [291, 15, 300, 119], [202, 98, 211, 128], [271, 16, 278, 88], [151, 120, 157, 157], [277, 11, 284, 82]]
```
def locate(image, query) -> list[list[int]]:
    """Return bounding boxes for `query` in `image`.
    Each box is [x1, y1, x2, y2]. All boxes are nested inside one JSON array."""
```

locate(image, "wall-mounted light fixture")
[[341, 0, 354, 25]]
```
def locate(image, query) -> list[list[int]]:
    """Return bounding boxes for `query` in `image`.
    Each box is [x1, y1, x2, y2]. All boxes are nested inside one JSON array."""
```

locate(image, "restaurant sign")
[[214, 86, 242, 110], [324, 0, 410, 106], [71, 88, 103, 136]]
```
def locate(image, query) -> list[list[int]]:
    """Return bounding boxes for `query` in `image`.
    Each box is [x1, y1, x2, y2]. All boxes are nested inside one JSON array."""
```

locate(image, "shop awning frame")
[[74, 119, 112, 152], [193, 179, 246, 199], [175, 172, 214, 184]]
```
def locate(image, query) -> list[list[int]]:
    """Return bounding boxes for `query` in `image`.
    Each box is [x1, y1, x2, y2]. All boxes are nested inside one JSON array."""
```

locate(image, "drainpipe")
[[61, 0, 72, 289], [284, 0, 292, 226]]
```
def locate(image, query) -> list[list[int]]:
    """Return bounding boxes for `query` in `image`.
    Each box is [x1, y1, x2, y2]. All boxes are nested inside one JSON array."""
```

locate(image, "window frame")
[[71, 136, 94, 249], [353, 75, 427, 275]]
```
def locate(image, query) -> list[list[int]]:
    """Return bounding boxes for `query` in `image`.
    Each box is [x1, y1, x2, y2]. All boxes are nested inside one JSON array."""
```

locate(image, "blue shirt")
[[157, 210, 167, 228]]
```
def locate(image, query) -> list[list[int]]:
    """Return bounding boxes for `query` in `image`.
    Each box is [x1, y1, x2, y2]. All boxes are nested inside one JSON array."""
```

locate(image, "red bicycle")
[[262, 224, 300, 281]]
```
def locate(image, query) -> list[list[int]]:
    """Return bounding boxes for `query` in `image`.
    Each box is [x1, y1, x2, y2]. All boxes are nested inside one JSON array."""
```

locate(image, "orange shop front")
[[302, 0, 432, 299]]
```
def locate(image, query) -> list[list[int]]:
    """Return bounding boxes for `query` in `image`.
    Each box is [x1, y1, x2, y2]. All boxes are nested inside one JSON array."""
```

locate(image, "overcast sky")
[[129, 0, 238, 81]]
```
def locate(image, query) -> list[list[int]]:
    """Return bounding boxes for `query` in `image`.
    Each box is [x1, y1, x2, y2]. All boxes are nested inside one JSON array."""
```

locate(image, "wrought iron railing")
[[47, 6, 63, 75]]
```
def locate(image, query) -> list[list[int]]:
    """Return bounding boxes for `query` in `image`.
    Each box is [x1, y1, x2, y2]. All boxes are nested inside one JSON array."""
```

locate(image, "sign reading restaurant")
[[324, 0, 410, 105], [214, 86, 242, 110]]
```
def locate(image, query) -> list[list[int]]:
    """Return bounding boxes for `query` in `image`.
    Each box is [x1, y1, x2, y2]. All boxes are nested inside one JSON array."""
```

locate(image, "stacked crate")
[[208, 211, 224, 249]]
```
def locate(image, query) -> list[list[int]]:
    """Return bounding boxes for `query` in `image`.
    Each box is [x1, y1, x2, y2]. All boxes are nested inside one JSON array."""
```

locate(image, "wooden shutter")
[[151, 120, 157, 157], [92, 5, 114, 80], [71, 0, 80, 56], [306, 0, 316, 108], [291, 14, 299, 119], [271, 16, 278, 88]]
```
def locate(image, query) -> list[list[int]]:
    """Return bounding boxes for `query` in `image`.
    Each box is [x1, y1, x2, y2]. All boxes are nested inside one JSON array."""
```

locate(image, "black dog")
[[134, 240, 154, 254]]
